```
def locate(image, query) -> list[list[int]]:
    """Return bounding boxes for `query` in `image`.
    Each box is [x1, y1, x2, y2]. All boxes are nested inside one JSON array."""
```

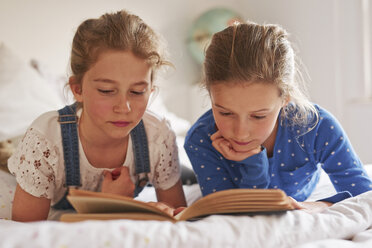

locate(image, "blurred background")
[[1, 0, 371, 163]]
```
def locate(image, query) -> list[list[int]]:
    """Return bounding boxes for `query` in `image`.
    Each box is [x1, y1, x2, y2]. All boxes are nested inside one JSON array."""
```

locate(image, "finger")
[[173, 207, 186, 216], [111, 168, 121, 180], [102, 170, 113, 182], [119, 166, 130, 176], [225, 144, 263, 161], [115, 167, 131, 181], [212, 136, 229, 152], [288, 196, 304, 209], [211, 139, 222, 153], [210, 130, 223, 141], [147, 202, 174, 216], [212, 141, 228, 159], [160, 206, 174, 216], [218, 140, 241, 160], [112, 167, 121, 175], [116, 167, 135, 188], [219, 139, 233, 154]]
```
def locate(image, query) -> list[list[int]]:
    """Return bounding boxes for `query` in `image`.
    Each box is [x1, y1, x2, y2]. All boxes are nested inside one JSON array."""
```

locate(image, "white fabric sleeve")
[[151, 119, 181, 190], [7, 128, 59, 199]]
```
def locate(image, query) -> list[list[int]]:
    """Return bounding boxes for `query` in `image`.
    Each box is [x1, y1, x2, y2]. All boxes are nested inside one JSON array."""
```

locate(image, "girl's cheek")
[[215, 120, 231, 138], [92, 102, 113, 116], [260, 121, 276, 140]]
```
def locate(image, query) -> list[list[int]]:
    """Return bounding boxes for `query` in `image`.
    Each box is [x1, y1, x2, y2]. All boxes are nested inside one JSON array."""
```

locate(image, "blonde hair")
[[70, 9, 169, 86], [203, 21, 318, 128]]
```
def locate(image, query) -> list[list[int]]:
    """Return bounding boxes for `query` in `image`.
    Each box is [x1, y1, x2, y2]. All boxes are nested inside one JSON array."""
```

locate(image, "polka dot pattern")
[[185, 106, 372, 202]]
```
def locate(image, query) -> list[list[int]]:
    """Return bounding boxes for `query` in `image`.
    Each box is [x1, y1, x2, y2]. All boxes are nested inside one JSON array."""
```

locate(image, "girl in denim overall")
[[8, 10, 186, 221]]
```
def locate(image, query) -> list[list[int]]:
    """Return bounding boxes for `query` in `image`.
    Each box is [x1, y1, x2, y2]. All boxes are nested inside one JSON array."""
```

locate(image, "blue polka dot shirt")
[[184, 105, 372, 203]]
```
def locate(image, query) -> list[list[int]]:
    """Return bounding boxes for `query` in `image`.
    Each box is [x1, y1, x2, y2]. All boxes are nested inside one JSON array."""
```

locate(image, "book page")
[[60, 212, 175, 222], [175, 188, 293, 221], [67, 189, 173, 218]]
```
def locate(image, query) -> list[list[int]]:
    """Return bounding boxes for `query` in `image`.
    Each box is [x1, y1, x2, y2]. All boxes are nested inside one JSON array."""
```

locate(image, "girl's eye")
[[219, 112, 232, 116], [130, 90, 145, 95], [98, 89, 114, 94], [252, 115, 266, 119]]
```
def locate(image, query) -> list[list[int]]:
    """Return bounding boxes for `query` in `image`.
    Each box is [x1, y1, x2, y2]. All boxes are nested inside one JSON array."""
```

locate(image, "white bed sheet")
[[0, 190, 372, 248], [1, 165, 372, 248]]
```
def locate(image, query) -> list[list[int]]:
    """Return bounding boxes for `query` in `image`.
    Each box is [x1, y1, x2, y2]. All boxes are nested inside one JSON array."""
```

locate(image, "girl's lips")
[[233, 140, 252, 146], [111, 121, 130, 127]]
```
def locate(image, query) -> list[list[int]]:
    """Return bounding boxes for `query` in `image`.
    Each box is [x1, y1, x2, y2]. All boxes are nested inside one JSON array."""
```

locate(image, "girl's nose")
[[114, 95, 131, 113], [234, 120, 250, 140]]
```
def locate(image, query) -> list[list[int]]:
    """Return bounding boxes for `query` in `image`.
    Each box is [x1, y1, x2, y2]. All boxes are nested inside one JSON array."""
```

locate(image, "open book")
[[60, 188, 294, 222]]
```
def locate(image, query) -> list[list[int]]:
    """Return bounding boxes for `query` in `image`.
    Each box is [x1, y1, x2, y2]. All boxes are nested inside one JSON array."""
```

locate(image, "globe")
[[187, 8, 243, 65]]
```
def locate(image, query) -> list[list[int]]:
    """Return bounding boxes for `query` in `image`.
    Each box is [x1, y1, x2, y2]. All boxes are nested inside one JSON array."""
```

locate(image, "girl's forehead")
[[209, 81, 280, 94], [84, 50, 152, 82], [209, 82, 282, 109]]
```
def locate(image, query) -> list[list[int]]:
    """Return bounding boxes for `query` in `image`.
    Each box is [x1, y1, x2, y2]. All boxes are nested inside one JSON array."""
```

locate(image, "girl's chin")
[[231, 145, 251, 153], [234, 149, 252, 153], [231, 144, 260, 153]]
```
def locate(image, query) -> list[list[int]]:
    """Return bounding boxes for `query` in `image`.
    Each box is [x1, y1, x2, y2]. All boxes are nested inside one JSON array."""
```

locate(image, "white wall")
[[238, 0, 372, 163], [1, 0, 371, 162]]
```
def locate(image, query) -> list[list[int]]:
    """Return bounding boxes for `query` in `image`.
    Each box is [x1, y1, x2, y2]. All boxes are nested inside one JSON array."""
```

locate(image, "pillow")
[[30, 58, 73, 105], [0, 42, 65, 142], [0, 139, 17, 173]]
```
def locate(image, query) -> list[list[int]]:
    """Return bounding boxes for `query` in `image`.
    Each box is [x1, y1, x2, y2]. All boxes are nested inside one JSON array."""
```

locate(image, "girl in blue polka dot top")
[[184, 21, 372, 213]]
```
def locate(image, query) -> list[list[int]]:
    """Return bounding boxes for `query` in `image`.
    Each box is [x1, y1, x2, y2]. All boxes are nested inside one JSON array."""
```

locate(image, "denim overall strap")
[[131, 120, 151, 197], [53, 102, 81, 210]]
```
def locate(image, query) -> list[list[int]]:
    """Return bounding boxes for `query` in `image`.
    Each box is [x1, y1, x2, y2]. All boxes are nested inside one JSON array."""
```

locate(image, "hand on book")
[[288, 197, 333, 213], [211, 130, 262, 161], [174, 207, 186, 216], [101, 167, 134, 197], [61, 188, 295, 222], [146, 202, 178, 216]]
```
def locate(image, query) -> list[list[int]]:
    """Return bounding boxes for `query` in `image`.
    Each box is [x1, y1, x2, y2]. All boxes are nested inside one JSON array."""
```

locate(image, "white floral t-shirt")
[[8, 109, 181, 206]]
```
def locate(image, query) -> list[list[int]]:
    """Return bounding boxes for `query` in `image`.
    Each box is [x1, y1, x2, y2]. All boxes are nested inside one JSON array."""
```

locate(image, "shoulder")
[[142, 110, 176, 143], [283, 103, 341, 132], [142, 109, 173, 132], [315, 104, 339, 123], [28, 110, 61, 142], [31, 110, 59, 126], [292, 104, 346, 150], [185, 109, 215, 145], [313, 104, 344, 133]]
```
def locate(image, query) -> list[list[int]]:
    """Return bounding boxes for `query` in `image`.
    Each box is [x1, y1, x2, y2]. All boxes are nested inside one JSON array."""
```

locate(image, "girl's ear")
[[69, 76, 83, 102]]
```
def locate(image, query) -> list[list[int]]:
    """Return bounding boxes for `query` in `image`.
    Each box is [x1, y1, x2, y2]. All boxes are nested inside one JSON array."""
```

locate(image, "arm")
[[150, 179, 186, 216], [147, 119, 187, 209], [7, 128, 59, 222], [210, 130, 270, 187], [12, 184, 51, 222], [185, 131, 235, 195], [184, 127, 270, 196], [156, 179, 186, 208], [313, 108, 372, 201], [289, 196, 333, 213]]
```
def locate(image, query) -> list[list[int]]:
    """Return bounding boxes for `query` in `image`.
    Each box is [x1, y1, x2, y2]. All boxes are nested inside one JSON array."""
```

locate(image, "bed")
[[1, 41, 372, 248], [1, 166, 372, 248]]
